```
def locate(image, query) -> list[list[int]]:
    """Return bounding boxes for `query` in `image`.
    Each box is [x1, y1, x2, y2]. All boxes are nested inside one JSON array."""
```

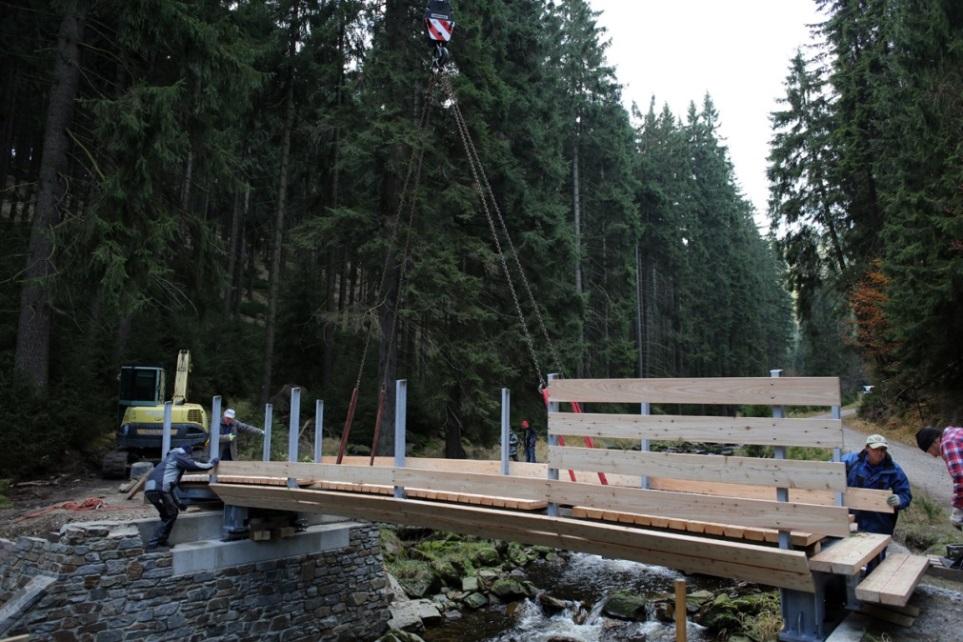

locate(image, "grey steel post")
[[832, 404, 843, 506], [314, 399, 324, 463], [161, 401, 173, 460], [394, 380, 407, 499], [262, 403, 273, 462], [640, 401, 651, 489], [547, 373, 560, 517], [209, 395, 222, 483], [770, 369, 790, 549], [500, 388, 510, 475], [287, 387, 301, 489]]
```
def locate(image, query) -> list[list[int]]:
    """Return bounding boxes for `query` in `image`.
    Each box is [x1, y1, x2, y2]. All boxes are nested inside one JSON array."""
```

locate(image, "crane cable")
[[336, 73, 438, 465], [441, 74, 564, 389]]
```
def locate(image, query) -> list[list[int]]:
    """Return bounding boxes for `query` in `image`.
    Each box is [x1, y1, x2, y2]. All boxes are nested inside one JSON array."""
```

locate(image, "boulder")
[[461, 576, 479, 592], [394, 561, 437, 599], [386, 573, 408, 603], [602, 591, 647, 621], [387, 599, 442, 631], [490, 578, 530, 600], [462, 592, 488, 609]]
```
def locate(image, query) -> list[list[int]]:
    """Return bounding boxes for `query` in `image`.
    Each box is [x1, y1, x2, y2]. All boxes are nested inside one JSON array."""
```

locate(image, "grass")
[[894, 486, 962, 553]]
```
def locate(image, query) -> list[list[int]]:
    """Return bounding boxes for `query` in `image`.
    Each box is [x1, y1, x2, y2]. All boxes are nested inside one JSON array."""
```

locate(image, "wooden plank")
[[125, 469, 151, 500], [210, 483, 815, 591], [808, 533, 891, 575], [648, 477, 892, 513], [395, 468, 850, 536], [855, 553, 928, 607], [550, 447, 846, 491], [549, 413, 844, 449], [547, 377, 840, 406], [218, 460, 393, 485], [569, 506, 823, 546]]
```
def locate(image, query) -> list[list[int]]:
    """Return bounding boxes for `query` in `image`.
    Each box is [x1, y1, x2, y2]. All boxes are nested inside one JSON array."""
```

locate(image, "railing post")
[[161, 401, 173, 460], [262, 403, 273, 462], [500, 388, 510, 475], [547, 373, 559, 517], [314, 399, 324, 463], [287, 387, 301, 489], [394, 380, 407, 499], [832, 404, 843, 506], [209, 395, 221, 483], [640, 400, 651, 490], [770, 369, 790, 550]]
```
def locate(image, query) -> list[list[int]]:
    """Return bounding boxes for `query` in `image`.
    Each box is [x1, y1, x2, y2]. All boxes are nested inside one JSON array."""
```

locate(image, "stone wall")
[[0, 521, 390, 641]]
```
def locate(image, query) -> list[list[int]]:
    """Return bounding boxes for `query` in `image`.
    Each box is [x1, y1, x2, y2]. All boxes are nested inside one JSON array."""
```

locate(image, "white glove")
[[886, 494, 901, 508], [952, 507, 963, 529], [223, 433, 236, 442]]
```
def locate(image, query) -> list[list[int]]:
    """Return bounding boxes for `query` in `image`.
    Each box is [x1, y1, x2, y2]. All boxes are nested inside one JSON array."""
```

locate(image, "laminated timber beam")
[[210, 483, 816, 592], [216, 461, 852, 537]]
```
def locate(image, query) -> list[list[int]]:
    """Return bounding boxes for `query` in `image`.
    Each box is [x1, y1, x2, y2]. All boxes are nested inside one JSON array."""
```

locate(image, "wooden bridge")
[[189, 376, 929, 642]]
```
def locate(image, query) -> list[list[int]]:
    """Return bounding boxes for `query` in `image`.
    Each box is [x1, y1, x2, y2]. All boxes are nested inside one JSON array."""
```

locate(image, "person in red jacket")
[[916, 426, 963, 530]]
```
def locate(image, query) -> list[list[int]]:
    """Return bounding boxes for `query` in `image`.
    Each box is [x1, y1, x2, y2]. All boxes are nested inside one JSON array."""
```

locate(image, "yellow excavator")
[[101, 349, 209, 478]]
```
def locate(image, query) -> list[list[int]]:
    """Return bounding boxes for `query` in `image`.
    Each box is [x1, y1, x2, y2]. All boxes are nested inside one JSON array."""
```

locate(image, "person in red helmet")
[[521, 419, 537, 463]]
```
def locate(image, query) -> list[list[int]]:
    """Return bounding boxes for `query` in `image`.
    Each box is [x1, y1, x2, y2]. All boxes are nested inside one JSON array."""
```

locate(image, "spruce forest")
[[1, 0, 961, 478]]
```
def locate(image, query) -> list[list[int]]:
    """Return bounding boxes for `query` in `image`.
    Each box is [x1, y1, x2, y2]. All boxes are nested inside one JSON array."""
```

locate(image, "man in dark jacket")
[[521, 419, 537, 463], [218, 408, 265, 461], [842, 434, 912, 535], [144, 447, 217, 551]]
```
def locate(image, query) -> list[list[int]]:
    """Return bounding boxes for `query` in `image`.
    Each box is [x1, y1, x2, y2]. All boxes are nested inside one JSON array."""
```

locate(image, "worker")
[[144, 446, 217, 551], [508, 430, 519, 462], [842, 434, 912, 535], [219, 408, 265, 461], [521, 419, 537, 463], [915, 426, 963, 530]]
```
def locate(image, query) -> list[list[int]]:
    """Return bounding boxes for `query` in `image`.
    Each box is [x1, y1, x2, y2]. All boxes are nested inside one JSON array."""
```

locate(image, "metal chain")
[[442, 75, 547, 388]]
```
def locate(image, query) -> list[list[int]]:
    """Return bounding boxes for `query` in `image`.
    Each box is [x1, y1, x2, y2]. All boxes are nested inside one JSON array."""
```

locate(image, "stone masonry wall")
[[0, 522, 389, 641]]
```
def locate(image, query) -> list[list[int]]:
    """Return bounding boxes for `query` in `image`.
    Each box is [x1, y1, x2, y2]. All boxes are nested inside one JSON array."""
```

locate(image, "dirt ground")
[[0, 472, 156, 540]]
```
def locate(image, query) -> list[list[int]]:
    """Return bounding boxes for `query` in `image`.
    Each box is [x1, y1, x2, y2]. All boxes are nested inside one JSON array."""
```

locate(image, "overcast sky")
[[588, 0, 824, 227]]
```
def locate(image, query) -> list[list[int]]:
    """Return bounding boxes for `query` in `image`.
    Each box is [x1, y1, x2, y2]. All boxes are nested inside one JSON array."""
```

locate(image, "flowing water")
[[422, 553, 728, 642]]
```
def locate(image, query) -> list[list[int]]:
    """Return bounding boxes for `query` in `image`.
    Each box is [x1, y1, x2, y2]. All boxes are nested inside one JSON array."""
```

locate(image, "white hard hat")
[[224, 408, 236, 419]]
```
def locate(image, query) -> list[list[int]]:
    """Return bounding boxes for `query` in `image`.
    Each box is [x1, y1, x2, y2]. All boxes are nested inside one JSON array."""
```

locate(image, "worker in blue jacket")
[[842, 434, 912, 535]]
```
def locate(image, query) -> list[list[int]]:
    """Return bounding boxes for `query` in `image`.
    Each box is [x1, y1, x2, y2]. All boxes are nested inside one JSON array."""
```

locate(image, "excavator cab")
[[424, 0, 454, 68]]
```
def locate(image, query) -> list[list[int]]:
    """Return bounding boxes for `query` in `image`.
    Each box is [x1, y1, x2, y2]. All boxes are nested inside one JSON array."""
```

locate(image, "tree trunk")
[[635, 242, 645, 378], [14, 0, 87, 391], [261, 1, 299, 405]]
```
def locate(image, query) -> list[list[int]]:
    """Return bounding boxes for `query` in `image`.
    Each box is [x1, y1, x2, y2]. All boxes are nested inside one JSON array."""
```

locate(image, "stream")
[[421, 553, 730, 642]]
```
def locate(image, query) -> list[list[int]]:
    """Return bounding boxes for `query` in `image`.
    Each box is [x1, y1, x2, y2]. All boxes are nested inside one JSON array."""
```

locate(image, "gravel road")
[[839, 409, 954, 507]]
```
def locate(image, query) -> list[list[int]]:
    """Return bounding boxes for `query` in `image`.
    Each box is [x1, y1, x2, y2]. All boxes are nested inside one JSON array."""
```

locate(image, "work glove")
[[952, 507, 963, 530], [210, 457, 220, 467], [258, 429, 265, 437], [886, 494, 901, 508], [223, 433, 236, 442]]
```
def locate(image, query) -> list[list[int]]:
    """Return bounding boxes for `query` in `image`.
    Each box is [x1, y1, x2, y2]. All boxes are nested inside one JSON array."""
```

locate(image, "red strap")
[[571, 401, 607, 485]]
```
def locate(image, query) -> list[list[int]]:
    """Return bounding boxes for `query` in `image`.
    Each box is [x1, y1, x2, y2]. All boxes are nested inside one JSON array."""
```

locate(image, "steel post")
[[500, 388, 510, 475], [209, 395, 222, 483], [161, 401, 173, 459], [262, 403, 273, 462], [287, 387, 301, 489], [314, 399, 324, 463], [547, 373, 559, 517], [394, 380, 407, 499]]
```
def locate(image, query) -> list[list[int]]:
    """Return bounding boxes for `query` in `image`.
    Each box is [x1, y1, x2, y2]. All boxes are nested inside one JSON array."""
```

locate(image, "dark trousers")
[[525, 445, 536, 463], [145, 489, 180, 547]]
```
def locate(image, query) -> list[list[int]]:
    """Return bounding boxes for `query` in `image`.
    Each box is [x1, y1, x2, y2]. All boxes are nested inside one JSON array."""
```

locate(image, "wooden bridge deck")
[[184, 376, 928, 605]]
